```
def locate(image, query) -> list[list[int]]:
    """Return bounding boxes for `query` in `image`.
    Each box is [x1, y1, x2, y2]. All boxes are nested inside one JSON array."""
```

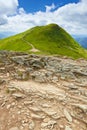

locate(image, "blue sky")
[[0, 0, 87, 37], [18, 0, 79, 13]]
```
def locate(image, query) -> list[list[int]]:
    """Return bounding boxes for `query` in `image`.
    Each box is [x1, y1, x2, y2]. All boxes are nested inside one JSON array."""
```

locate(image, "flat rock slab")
[[64, 109, 72, 122]]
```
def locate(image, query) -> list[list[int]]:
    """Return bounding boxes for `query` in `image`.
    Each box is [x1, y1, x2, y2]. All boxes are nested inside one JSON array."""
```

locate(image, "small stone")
[[1, 102, 5, 107], [41, 104, 50, 108], [65, 126, 72, 130], [20, 126, 24, 130], [41, 120, 56, 129], [22, 120, 25, 124], [29, 106, 41, 112], [29, 120, 35, 130], [51, 113, 60, 120], [9, 127, 19, 130], [6, 104, 11, 109], [12, 115, 15, 119], [59, 125, 64, 129], [7, 73, 10, 77], [0, 79, 5, 84], [43, 109, 57, 116], [52, 76, 58, 82], [17, 111, 21, 114], [12, 93, 25, 99], [11, 102, 16, 106], [18, 105, 22, 109], [72, 104, 87, 113], [41, 129, 49, 130], [64, 109, 72, 122], [24, 101, 33, 105], [43, 118, 51, 123], [31, 113, 45, 119]]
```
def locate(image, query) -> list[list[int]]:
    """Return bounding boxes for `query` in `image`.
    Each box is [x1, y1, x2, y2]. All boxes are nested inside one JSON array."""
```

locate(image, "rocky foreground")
[[0, 51, 87, 130]]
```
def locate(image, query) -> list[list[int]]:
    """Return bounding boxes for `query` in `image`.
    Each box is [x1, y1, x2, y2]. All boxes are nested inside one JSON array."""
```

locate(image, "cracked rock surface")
[[0, 51, 87, 130]]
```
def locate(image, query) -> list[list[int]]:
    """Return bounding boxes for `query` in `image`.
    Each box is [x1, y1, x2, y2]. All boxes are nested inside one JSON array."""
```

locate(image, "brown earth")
[[0, 51, 87, 130]]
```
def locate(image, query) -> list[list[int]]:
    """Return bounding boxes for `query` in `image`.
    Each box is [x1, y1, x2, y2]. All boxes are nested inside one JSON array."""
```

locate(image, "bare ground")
[[0, 53, 87, 130]]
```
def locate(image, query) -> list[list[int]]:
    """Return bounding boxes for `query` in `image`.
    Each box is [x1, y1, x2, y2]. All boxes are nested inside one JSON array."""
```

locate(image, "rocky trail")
[[0, 51, 87, 130]]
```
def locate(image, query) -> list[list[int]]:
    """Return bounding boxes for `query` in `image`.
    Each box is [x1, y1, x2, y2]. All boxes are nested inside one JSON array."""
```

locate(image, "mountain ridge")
[[0, 23, 87, 59]]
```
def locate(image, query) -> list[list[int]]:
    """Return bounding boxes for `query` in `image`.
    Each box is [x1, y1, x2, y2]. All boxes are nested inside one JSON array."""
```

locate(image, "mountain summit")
[[0, 23, 87, 59]]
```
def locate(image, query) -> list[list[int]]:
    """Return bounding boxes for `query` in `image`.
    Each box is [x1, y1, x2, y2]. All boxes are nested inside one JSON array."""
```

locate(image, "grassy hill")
[[0, 23, 87, 59]]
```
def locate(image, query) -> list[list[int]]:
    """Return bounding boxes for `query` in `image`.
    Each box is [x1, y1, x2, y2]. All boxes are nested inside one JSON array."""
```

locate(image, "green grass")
[[0, 23, 87, 59], [0, 31, 32, 52]]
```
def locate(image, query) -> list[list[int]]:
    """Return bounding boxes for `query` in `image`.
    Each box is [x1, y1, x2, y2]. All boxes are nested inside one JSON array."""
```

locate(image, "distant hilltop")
[[0, 23, 87, 59]]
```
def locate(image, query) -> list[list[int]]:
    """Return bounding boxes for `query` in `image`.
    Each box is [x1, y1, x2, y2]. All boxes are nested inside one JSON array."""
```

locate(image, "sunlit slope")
[[0, 24, 87, 58]]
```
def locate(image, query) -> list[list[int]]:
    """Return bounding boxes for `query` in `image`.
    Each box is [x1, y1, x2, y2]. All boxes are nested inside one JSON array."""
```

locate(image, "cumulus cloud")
[[0, 15, 8, 25], [45, 3, 56, 12], [0, 0, 87, 35], [54, 0, 87, 34], [0, 0, 18, 15], [0, 0, 18, 26]]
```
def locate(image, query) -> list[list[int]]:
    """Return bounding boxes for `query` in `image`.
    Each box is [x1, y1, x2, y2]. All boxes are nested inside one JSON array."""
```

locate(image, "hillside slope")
[[0, 24, 87, 59]]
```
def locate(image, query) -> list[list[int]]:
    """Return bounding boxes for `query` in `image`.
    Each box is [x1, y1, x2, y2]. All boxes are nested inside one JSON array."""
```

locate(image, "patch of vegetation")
[[0, 32, 32, 52], [0, 23, 87, 59]]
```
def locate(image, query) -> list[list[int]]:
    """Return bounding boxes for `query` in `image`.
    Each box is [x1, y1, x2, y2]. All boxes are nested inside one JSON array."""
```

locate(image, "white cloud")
[[19, 8, 26, 14], [0, 0, 18, 26], [0, 0, 87, 35], [0, 0, 18, 15], [45, 3, 56, 12], [54, 0, 87, 35], [0, 15, 8, 25]]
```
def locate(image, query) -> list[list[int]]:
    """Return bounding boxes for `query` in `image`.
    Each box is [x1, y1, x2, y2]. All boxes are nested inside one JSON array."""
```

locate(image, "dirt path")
[[22, 31, 40, 52]]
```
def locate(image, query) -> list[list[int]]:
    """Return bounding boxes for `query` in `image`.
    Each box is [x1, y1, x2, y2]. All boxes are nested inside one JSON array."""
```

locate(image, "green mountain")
[[0, 23, 87, 59]]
